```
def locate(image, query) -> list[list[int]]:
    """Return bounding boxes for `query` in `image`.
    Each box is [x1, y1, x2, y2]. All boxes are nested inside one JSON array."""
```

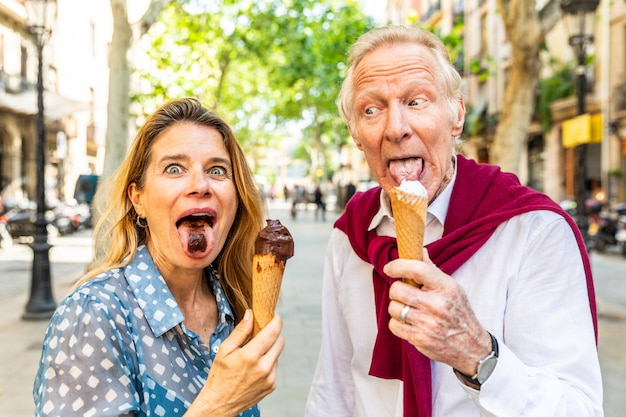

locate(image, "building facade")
[[0, 0, 110, 209], [385, 0, 626, 204]]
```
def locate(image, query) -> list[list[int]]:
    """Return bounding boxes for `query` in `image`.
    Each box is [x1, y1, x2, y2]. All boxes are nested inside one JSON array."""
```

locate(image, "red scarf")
[[334, 155, 597, 417]]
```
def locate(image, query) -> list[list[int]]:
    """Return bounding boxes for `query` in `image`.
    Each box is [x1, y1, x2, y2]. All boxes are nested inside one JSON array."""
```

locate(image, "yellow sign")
[[562, 113, 603, 148]]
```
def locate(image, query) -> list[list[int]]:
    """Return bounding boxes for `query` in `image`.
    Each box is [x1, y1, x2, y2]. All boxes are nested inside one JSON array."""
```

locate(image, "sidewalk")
[[0, 230, 93, 417], [0, 205, 336, 417], [0, 204, 624, 416]]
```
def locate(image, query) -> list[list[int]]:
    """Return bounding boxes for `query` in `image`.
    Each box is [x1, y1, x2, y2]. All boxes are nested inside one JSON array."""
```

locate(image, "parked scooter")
[[0, 213, 12, 249], [587, 201, 626, 256], [2, 201, 59, 241], [51, 200, 91, 235], [614, 203, 626, 257], [560, 199, 594, 252]]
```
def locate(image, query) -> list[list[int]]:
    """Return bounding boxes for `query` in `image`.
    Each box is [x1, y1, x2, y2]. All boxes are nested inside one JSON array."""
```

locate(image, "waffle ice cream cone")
[[389, 180, 428, 286], [252, 253, 286, 336], [252, 219, 294, 336]]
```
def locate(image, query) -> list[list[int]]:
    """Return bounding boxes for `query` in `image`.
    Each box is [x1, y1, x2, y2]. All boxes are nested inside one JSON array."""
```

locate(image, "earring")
[[136, 215, 148, 229]]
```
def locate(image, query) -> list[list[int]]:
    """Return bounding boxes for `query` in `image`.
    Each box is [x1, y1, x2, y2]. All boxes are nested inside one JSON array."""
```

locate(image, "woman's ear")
[[128, 182, 143, 217]]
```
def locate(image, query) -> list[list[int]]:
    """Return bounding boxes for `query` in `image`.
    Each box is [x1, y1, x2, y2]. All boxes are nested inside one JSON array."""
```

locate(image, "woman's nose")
[[384, 103, 411, 142], [188, 169, 212, 196]]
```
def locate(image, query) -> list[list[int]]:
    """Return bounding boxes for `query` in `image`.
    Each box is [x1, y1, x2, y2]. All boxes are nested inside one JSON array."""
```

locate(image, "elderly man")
[[305, 25, 602, 417]]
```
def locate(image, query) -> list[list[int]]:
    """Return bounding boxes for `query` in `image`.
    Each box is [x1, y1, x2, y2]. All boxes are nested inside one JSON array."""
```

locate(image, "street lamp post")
[[560, 0, 600, 239], [22, 0, 57, 320]]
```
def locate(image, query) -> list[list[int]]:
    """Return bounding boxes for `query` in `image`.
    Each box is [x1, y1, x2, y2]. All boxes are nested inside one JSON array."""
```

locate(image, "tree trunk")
[[103, 0, 132, 181], [102, 0, 173, 181], [491, 0, 562, 175], [490, 52, 540, 174]]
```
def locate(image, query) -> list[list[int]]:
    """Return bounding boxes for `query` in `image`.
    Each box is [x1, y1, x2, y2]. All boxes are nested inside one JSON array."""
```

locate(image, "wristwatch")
[[453, 332, 499, 387]]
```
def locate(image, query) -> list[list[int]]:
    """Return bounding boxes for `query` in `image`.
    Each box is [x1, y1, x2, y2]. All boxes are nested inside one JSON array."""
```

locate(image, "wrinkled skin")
[[349, 43, 464, 202], [348, 43, 492, 381]]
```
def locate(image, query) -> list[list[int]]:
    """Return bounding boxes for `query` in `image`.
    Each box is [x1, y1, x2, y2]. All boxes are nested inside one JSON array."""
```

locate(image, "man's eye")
[[365, 107, 377, 115], [409, 98, 426, 106], [165, 164, 183, 174]]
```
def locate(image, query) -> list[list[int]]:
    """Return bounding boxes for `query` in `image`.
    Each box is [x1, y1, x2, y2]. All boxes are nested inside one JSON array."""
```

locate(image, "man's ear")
[[349, 126, 364, 150], [453, 99, 466, 136]]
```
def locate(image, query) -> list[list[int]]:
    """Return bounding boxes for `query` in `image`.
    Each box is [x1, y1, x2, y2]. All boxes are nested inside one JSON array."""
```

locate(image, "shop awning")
[[562, 113, 603, 148], [0, 89, 90, 120]]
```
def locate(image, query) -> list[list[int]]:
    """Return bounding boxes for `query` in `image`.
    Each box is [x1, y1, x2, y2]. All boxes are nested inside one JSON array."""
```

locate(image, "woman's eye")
[[365, 107, 378, 115], [165, 164, 183, 174], [209, 166, 227, 176]]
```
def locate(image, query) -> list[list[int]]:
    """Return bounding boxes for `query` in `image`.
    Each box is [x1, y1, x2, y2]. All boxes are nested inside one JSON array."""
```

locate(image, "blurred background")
[[1, 0, 625, 226], [1, 1, 626, 415]]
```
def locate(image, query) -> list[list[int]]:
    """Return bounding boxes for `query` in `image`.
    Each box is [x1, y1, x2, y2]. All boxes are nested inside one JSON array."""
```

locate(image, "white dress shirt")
[[305, 168, 603, 417]]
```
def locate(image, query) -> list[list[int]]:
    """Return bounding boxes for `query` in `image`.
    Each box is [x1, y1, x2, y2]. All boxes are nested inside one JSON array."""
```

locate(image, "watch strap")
[[453, 332, 498, 387]]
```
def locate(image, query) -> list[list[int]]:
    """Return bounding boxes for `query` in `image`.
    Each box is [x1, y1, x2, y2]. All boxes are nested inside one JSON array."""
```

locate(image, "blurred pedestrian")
[[346, 182, 356, 204], [314, 185, 326, 221]]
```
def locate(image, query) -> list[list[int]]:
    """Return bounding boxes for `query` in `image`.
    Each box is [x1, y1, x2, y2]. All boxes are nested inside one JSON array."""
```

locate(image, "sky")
[[361, 0, 386, 21]]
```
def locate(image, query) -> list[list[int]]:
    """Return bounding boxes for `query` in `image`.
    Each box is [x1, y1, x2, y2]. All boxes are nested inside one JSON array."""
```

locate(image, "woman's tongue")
[[177, 219, 214, 258], [389, 158, 423, 183]]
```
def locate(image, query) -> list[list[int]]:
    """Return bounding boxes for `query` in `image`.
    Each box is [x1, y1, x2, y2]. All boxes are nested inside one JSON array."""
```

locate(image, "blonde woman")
[[35, 98, 284, 417]]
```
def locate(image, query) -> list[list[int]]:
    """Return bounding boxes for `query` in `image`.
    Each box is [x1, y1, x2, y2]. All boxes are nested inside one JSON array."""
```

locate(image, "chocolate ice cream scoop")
[[255, 219, 294, 263]]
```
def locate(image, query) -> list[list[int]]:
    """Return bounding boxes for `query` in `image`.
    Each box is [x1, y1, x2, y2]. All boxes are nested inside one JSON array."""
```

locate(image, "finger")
[[384, 258, 425, 287], [388, 299, 410, 323], [388, 278, 422, 308], [249, 317, 285, 379], [261, 332, 285, 368], [219, 309, 253, 355], [422, 248, 435, 266], [385, 257, 444, 290], [247, 315, 284, 356]]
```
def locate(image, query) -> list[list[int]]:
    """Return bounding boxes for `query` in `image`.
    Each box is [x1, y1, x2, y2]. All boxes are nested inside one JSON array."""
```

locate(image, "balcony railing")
[[0, 71, 30, 95]]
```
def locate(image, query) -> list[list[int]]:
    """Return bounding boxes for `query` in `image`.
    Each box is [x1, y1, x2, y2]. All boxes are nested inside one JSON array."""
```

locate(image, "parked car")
[[2, 202, 59, 241]]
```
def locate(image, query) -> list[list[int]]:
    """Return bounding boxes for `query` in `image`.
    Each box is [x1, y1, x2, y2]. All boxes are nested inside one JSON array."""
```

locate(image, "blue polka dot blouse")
[[34, 245, 260, 417]]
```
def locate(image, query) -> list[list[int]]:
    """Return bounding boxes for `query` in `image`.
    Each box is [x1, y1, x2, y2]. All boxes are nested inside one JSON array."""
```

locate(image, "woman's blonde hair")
[[338, 25, 464, 132], [77, 98, 263, 321]]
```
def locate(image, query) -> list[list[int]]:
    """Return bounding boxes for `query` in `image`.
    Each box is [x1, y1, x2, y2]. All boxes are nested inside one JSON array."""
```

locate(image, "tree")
[[264, 1, 374, 179], [132, 0, 374, 181], [491, 0, 562, 173], [103, 0, 174, 181]]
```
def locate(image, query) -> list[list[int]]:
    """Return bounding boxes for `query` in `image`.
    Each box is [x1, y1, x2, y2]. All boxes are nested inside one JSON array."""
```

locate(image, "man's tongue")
[[389, 158, 423, 183], [177, 219, 214, 258]]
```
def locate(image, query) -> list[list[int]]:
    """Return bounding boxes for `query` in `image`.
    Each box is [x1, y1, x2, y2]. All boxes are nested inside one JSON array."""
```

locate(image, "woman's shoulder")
[[57, 267, 132, 315]]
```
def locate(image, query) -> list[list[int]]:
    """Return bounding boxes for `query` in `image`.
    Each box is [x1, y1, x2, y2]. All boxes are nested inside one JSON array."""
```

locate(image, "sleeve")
[[34, 288, 140, 417], [305, 228, 356, 417], [468, 212, 604, 417]]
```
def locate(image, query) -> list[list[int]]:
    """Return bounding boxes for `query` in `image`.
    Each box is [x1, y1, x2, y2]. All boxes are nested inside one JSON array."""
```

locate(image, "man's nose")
[[384, 103, 411, 142]]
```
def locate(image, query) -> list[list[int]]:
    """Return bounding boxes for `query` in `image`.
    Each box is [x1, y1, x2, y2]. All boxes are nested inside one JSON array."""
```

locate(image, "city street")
[[0, 202, 625, 416]]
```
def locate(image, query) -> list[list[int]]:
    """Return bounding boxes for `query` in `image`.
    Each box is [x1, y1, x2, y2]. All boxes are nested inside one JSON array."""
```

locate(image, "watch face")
[[477, 355, 498, 384]]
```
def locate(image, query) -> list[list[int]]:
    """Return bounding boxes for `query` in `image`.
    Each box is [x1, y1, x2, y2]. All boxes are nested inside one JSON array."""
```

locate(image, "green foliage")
[[468, 55, 496, 83], [536, 57, 576, 132], [432, 17, 464, 71], [132, 0, 374, 183]]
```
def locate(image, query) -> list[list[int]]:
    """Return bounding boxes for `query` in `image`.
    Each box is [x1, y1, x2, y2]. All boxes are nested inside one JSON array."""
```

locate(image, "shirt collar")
[[368, 155, 458, 232], [124, 245, 234, 337]]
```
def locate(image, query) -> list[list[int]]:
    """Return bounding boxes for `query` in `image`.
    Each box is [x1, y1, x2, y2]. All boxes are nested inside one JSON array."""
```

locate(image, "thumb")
[[219, 309, 253, 354], [422, 248, 434, 266]]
